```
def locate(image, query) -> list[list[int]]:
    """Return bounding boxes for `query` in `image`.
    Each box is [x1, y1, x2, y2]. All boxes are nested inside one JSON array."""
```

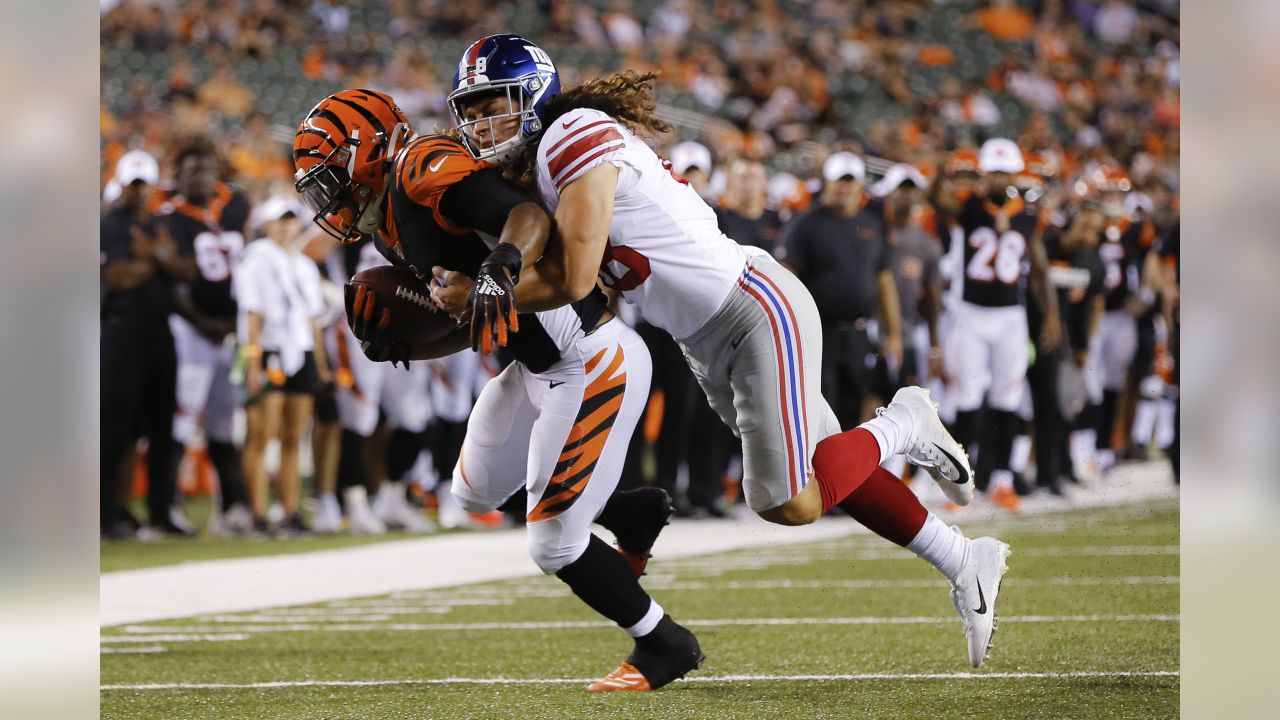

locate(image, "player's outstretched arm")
[[553, 163, 618, 302]]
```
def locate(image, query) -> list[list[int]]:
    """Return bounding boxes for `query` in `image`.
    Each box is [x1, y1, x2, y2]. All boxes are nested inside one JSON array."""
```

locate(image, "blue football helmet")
[[448, 34, 561, 163]]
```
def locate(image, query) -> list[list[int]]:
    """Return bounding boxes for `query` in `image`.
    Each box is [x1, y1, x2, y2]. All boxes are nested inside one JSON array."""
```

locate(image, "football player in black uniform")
[[931, 139, 1060, 511], [157, 136, 253, 532], [293, 89, 701, 690], [1085, 165, 1159, 471], [1031, 178, 1107, 495]]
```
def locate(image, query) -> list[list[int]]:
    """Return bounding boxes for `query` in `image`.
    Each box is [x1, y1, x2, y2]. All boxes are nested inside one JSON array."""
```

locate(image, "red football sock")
[[837, 467, 928, 547], [812, 428, 881, 513]]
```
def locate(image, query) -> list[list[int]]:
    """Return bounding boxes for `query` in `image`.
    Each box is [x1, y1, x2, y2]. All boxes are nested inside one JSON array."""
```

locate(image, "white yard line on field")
[[100, 669, 1180, 691], [100, 646, 167, 654], [236, 575, 1179, 612], [113, 614, 1178, 635], [101, 461, 1176, 627], [101, 633, 250, 643]]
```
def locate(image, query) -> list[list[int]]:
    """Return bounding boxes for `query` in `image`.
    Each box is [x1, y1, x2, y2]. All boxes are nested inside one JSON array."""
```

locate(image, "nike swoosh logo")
[[933, 442, 970, 485], [562, 117, 581, 129], [974, 578, 988, 614], [730, 332, 748, 350], [428, 157, 447, 172], [549, 380, 565, 389]]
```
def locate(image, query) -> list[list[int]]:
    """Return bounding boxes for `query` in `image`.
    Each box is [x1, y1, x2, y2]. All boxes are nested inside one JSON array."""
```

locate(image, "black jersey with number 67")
[[955, 194, 1039, 308], [157, 183, 250, 320]]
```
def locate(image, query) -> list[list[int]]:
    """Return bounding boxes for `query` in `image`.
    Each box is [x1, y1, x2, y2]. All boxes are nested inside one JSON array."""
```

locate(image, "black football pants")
[[100, 322, 179, 529]]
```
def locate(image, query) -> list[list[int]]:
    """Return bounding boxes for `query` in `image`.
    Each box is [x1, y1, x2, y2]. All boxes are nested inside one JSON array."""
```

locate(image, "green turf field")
[[101, 501, 1178, 719]]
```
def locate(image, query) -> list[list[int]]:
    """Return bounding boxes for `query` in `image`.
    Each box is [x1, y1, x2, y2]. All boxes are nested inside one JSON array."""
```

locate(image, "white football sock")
[[1131, 399, 1157, 446], [1010, 435, 1032, 475], [859, 412, 909, 465], [625, 599, 665, 638], [882, 454, 907, 477], [908, 513, 971, 582]]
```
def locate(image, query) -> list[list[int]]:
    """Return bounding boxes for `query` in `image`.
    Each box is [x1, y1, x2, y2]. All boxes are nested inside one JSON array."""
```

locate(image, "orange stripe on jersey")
[[527, 346, 627, 523], [394, 135, 485, 209], [165, 183, 233, 229], [583, 347, 608, 374]]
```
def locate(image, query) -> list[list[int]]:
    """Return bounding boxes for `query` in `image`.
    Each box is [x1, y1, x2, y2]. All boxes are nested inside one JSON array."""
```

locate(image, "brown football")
[[348, 265, 458, 346]]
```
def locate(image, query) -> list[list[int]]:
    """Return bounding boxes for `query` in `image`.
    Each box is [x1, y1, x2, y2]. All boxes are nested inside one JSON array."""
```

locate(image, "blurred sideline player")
[[425, 351, 492, 528], [1036, 180, 1106, 494], [1081, 165, 1157, 474], [233, 195, 332, 534], [449, 35, 1007, 686], [332, 237, 436, 534], [100, 150, 197, 537], [292, 89, 687, 688], [157, 136, 252, 533], [929, 138, 1061, 511]]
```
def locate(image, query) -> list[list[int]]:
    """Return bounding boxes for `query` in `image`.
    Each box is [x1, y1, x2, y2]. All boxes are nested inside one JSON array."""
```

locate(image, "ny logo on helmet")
[[525, 45, 554, 72]]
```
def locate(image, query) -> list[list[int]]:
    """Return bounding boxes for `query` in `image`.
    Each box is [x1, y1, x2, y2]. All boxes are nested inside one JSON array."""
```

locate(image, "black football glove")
[[468, 242, 521, 354], [344, 282, 411, 368]]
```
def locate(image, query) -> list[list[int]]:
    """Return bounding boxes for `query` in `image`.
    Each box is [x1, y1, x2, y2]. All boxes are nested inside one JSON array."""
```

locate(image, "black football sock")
[[952, 409, 983, 490], [1097, 390, 1119, 452], [386, 428, 426, 483], [338, 429, 370, 496], [988, 409, 1018, 479], [555, 534, 652, 629], [207, 440, 246, 512]]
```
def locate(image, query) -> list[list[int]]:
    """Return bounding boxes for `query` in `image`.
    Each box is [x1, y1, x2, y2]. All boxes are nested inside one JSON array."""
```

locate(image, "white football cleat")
[[373, 482, 436, 533], [950, 537, 1011, 668], [343, 486, 387, 535], [311, 494, 343, 534], [220, 503, 255, 536], [879, 386, 974, 506]]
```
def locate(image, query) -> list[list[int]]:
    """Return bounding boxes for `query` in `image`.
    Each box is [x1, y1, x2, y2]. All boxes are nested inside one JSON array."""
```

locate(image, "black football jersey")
[[377, 134, 608, 374], [1099, 217, 1155, 311], [158, 184, 250, 320], [1038, 225, 1104, 353], [955, 193, 1039, 308]]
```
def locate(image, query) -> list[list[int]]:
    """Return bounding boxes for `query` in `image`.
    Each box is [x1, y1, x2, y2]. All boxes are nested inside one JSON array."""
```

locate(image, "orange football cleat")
[[586, 662, 652, 693], [990, 485, 1022, 512]]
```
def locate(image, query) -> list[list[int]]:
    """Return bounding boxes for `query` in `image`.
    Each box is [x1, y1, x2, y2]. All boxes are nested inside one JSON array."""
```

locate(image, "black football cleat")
[[587, 615, 704, 692]]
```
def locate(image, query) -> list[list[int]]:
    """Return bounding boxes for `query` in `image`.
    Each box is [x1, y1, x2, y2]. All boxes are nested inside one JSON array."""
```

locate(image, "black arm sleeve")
[[437, 169, 537, 237]]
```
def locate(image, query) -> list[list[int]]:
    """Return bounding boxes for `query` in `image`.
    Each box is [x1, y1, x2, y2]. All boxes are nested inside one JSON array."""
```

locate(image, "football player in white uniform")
[[447, 34, 1011, 686]]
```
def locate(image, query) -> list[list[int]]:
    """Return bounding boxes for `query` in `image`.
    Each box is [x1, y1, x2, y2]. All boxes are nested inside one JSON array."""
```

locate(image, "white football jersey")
[[535, 108, 748, 339]]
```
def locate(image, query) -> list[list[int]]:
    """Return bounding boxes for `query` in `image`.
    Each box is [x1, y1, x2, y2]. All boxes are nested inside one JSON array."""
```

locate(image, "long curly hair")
[[503, 70, 671, 188]]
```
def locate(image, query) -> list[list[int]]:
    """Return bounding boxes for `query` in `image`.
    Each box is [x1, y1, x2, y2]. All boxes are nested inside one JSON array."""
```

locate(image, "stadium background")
[[93, 1, 1188, 718]]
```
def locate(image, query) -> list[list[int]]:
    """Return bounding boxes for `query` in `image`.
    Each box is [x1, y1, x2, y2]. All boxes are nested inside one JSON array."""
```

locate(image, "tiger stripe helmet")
[[293, 89, 412, 242]]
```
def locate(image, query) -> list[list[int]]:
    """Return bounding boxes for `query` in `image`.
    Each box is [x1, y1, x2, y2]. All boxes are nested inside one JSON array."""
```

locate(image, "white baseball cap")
[[670, 141, 712, 175], [978, 138, 1024, 174], [822, 151, 866, 182], [250, 194, 305, 233], [113, 150, 160, 186], [869, 163, 928, 198]]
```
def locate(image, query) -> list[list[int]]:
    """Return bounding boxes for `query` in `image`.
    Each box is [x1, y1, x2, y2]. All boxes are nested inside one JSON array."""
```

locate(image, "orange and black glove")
[[344, 282, 411, 368], [469, 242, 521, 354]]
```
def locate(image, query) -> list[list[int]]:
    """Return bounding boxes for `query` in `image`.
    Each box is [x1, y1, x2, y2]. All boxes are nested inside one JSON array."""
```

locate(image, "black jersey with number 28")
[[956, 194, 1038, 308]]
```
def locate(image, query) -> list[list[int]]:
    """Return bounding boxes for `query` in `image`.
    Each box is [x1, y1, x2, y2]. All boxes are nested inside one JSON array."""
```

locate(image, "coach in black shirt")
[[715, 158, 784, 257], [784, 152, 902, 429], [100, 151, 198, 538]]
